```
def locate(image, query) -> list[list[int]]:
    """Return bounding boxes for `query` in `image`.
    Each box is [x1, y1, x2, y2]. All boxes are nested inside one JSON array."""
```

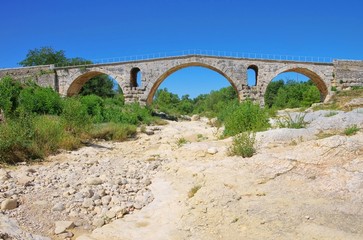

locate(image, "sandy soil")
[[76, 119, 363, 240]]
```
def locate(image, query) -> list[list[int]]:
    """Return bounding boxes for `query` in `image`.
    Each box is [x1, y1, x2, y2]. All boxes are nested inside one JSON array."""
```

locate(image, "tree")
[[264, 80, 284, 108], [79, 75, 116, 98], [19, 46, 92, 67], [19, 47, 68, 66]]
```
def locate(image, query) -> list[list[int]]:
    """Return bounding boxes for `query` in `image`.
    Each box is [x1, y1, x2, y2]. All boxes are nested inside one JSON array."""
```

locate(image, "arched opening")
[[148, 65, 239, 115], [67, 71, 123, 99], [146, 63, 239, 105], [264, 68, 326, 108], [130, 67, 142, 88], [247, 65, 258, 87]]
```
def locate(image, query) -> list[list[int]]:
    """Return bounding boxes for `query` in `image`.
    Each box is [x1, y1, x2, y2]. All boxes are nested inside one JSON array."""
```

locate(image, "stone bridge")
[[1, 54, 363, 106]]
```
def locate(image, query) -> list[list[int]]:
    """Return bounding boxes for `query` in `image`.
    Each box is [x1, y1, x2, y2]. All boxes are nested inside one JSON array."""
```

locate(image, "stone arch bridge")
[[1, 54, 362, 106]]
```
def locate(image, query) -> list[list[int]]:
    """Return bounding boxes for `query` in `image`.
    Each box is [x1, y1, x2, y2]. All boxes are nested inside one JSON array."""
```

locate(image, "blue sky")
[[1, 0, 362, 98]]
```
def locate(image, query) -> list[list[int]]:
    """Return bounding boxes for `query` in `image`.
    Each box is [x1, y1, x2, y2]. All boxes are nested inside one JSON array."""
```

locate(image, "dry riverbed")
[[1, 110, 363, 240]]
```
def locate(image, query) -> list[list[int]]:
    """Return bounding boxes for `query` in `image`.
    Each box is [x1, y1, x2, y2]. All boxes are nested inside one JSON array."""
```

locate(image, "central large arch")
[[146, 62, 240, 105]]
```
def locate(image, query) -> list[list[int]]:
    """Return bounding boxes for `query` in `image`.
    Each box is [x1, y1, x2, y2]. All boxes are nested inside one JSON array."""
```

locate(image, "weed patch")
[[229, 132, 256, 158]]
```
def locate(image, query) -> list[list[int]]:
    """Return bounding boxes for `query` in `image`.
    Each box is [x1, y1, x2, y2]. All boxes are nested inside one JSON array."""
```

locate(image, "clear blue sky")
[[1, 0, 362, 98]]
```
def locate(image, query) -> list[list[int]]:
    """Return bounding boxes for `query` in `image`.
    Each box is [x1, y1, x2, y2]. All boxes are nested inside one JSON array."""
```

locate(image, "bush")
[[229, 132, 256, 158], [31, 115, 65, 157], [344, 125, 360, 136], [277, 113, 308, 129], [79, 94, 104, 123], [18, 85, 62, 115], [61, 98, 91, 135], [0, 76, 22, 117], [223, 100, 269, 136], [0, 113, 36, 163]]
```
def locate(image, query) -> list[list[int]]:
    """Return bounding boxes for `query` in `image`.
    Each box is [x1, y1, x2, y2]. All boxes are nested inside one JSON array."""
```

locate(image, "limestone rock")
[[207, 147, 218, 155], [86, 177, 103, 186], [1, 199, 17, 210], [52, 203, 65, 212], [92, 218, 105, 228], [54, 221, 74, 235], [191, 115, 200, 121]]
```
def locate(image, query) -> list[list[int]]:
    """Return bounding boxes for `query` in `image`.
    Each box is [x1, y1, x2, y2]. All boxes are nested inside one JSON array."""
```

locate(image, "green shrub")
[[176, 137, 188, 147], [0, 76, 22, 117], [277, 113, 308, 129], [80, 94, 104, 123], [18, 86, 62, 115], [61, 98, 91, 135], [0, 114, 36, 163], [229, 131, 256, 158], [344, 125, 360, 136], [324, 111, 338, 117], [31, 115, 65, 157], [223, 100, 269, 136]]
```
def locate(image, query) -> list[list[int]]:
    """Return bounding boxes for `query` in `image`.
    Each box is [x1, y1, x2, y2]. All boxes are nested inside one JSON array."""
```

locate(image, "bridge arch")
[[66, 68, 125, 96], [145, 62, 240, 105], [262, 65, 329, 101]]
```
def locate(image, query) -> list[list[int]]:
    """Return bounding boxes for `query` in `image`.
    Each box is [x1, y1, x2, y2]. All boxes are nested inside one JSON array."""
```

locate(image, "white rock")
[[101, 196, 111, 205], [92, 218, 105, 228], [207, 147, 218, 155], [52, 203, 65, 212], [106, 210, 116, 219], [82, 198, 94, 208], [86, 177, 103, 185], [54, 221, 74, 234]]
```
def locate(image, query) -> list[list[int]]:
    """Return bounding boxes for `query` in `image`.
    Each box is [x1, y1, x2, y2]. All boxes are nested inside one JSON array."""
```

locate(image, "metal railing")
[[1, 49, 336, 70], [54, 49, 334, 67]]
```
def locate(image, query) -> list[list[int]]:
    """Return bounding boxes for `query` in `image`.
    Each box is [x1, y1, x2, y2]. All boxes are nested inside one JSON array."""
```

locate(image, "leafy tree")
[[267, 79, 321, 109], [79, 75, 116, 98], [19, 47, 68, 66], [19, 46, 92, 67], [264, 80, 284, 108]]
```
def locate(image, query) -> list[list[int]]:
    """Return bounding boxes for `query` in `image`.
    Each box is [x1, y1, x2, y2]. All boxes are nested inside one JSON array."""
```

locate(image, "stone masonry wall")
[[334, 60, 363, 89], [0, 65, 56, 89]]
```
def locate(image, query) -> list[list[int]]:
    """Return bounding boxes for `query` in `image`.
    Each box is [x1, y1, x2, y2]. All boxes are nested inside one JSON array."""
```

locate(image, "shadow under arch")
[[146, 62, 239, 105], [67, 70, 123, 97], [266, 66, 328, 101]]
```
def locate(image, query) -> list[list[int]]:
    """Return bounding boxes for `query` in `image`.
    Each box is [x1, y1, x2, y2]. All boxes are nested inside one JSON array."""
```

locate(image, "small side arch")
[[247, 65, 258, 87], [66, 68, 125, 96], [145, 62, 240, 105], [130, 67, 141, 88]]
